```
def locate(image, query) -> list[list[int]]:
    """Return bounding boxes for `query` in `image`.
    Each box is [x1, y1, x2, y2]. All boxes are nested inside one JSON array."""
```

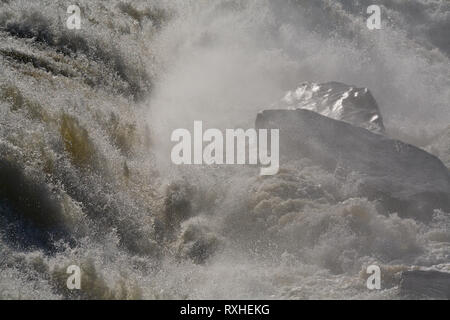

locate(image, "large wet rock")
[[277, 82, 385, 134], [400, 270, 450, 299], [256, 109, 450, 220]]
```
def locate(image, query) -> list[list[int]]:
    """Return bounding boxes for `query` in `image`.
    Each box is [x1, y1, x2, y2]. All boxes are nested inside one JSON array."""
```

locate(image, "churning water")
[[0, 0, 449, 299]]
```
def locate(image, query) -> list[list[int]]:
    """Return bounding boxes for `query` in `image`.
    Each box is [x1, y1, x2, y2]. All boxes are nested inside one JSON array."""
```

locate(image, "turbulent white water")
[[0, 0, 449, 299]]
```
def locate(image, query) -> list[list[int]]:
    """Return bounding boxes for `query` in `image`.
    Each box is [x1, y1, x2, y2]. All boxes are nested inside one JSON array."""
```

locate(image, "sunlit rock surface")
[[256, 109, 450, 220], [277, 82, 385, 134]]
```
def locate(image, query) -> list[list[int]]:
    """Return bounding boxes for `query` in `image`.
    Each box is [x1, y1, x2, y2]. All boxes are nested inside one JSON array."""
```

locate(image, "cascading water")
[[0, 0, 449, 299]]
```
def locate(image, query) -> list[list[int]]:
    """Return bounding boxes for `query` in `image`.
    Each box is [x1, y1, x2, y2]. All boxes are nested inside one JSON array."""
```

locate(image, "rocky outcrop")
[[277, 82, 385, 134], [256, 109, 450, 220], [400, 270, 450, 299]]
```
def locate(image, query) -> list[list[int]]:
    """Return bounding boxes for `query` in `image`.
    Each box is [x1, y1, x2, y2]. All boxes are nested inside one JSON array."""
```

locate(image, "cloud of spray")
[[147, 0, 450, 162]]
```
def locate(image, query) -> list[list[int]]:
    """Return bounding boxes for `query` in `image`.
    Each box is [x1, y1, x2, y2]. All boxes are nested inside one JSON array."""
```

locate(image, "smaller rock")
[[277, 82, 385, 133]]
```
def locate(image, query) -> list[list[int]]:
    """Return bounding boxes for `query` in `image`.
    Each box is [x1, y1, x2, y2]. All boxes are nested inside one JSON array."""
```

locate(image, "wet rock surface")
[[277, 82, 385, 134], [256, 109, 450, 220], [400, 270, 450, 299]]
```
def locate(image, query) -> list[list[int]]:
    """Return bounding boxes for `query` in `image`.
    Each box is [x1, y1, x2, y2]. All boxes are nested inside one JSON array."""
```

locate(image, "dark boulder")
[[256, 109, 450, 220], [400, 270, 450, 299]]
